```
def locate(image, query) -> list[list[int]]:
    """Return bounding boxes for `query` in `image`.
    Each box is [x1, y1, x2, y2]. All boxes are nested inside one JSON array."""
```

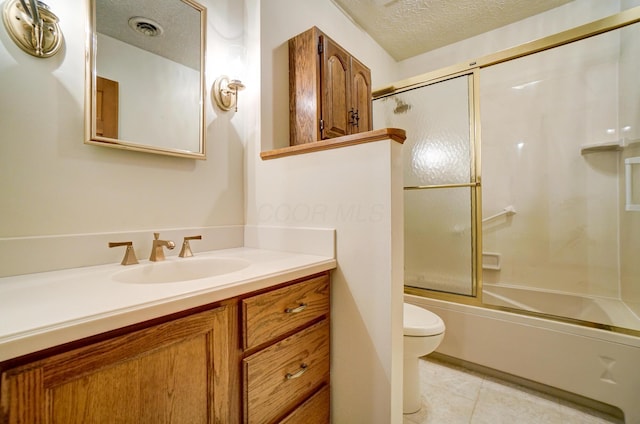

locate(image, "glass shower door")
[[374, 75, 477, 296]]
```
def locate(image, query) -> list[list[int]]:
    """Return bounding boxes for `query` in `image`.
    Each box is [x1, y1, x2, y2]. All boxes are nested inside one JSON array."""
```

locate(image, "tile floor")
[[403, 356, 624, 424]]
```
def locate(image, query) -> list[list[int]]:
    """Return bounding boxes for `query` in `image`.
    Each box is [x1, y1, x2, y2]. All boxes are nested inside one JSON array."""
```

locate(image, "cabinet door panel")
[[350, 57, 372, 134], [321, 36, 350, 139], [52, 360, 141, 424], [139, 337, 208, 423], [1, 307, 230, 424]]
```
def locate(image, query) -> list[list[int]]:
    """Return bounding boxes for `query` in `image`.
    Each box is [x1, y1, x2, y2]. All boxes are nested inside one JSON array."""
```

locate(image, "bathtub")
[[482, 283, 640, 332], [405, 293, 640, 423]]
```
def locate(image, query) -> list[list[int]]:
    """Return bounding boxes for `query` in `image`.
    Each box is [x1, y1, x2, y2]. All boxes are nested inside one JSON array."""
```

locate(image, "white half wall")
[[247, 139, 405, 423]]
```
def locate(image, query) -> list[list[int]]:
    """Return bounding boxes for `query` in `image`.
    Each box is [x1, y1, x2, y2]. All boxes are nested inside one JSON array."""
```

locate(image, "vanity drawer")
[[242, 274, 329, 350], [243, 319, 329, 424], [279, 384, 330, 424]]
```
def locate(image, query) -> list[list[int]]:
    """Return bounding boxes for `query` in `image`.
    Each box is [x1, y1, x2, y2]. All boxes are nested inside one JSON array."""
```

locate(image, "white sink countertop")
[[0, 247, 336, 362]]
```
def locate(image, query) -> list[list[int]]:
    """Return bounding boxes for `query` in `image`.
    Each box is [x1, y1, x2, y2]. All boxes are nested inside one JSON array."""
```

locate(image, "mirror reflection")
[[86, 0, 206, 159]]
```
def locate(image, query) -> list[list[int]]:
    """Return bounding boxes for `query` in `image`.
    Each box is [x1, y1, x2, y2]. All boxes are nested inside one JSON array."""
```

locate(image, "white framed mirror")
[[85, 0, 206, 159]]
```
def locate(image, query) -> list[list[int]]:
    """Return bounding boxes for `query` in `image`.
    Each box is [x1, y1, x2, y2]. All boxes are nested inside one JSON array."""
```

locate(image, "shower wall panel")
[[480, 29, 622, 298], [619, 15, 640, 315]]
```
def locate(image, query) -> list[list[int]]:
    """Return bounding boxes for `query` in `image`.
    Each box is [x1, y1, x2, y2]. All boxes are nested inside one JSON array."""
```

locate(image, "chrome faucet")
[[149, 232, 175, 262]]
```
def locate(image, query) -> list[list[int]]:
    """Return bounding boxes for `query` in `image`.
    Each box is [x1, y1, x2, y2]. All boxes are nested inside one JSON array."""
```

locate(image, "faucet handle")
[[179, 235, 202, 258], [108, 241, 139, 266]]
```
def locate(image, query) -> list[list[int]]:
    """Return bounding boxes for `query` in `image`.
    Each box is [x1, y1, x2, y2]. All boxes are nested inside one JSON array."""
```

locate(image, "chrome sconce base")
[[212, 75, 245, 112], [2, 0, 62, 58]]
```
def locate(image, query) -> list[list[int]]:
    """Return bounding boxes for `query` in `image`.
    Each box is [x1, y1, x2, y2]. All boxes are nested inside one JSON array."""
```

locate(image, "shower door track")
[[404, 182, 480, 191]]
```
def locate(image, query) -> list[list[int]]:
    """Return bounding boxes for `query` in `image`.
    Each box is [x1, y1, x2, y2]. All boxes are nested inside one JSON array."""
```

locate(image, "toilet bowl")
[[403, 302, 445, 414]]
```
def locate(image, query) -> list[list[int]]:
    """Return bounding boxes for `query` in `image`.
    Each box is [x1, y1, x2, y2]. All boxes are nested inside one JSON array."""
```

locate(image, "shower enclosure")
[[373, 8, 640, 334]]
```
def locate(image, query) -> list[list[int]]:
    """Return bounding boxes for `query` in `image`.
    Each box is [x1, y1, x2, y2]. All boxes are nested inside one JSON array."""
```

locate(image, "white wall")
[[0, 0, 245, 242], [249, 1, 404, 422]]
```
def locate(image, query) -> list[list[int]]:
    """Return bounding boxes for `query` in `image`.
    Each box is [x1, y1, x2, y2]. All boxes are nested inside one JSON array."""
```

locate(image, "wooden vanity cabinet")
[[0, 271, 331, 424], [289, 26, 372, 145], [0, 305, 239, 424], [241, 273, 331, 424]]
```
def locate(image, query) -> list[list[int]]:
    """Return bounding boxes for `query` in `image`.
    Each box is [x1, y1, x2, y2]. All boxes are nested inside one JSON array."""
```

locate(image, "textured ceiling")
[[96, 0, 202, 70], [331, 0, 574, 61]]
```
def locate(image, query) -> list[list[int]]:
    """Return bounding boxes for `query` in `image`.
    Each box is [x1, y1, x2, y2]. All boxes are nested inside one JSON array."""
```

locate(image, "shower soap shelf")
[[580, 138, 640, 155], [580, 140, 623, 154]]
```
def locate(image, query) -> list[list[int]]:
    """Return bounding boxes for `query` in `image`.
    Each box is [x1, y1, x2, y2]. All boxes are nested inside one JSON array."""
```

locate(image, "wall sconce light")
[[212, 76, 245, 112], [2, 0, 63, 58]]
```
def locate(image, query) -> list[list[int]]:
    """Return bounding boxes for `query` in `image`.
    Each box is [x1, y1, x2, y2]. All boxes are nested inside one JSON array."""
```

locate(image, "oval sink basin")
[[112, 257, 251, 284]]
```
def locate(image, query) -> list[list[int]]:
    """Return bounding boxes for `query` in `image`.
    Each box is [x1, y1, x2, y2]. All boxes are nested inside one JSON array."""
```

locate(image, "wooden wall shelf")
[[261, 128, 406, 160]]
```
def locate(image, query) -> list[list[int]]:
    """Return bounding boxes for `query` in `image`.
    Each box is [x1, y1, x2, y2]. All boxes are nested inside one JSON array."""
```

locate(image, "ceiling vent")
[[128, 16, 163, 37]]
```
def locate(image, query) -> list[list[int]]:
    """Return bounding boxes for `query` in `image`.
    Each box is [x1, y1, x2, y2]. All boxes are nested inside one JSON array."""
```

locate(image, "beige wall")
[[0, 0, 245, 240]]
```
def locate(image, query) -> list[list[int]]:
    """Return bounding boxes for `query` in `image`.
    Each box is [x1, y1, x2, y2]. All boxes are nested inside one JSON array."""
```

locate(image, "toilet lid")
[[404, 303, 445, 336]]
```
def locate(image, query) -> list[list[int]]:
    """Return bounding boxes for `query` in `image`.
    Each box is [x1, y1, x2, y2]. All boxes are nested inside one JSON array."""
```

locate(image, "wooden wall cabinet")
[[0, 272, 330, 424], [289, 26, 372, 145]]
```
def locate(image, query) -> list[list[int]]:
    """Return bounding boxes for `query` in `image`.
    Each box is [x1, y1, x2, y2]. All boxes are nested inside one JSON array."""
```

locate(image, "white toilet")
[[403, 302, 445, 414]]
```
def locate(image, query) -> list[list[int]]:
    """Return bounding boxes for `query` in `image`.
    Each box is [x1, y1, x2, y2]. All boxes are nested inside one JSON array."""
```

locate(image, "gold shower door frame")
[[399, 70, 482, 300], [374, 6, 640, 334]]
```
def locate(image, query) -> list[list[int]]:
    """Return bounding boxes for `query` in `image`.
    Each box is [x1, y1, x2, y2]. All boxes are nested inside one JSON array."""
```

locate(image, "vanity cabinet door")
[[0, 305, 237, 424]]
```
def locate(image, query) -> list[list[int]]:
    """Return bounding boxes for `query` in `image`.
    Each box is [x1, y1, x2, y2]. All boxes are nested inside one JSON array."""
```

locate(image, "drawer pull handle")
[[285, 303, 307, 314], [285, 363, 308, 380]]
